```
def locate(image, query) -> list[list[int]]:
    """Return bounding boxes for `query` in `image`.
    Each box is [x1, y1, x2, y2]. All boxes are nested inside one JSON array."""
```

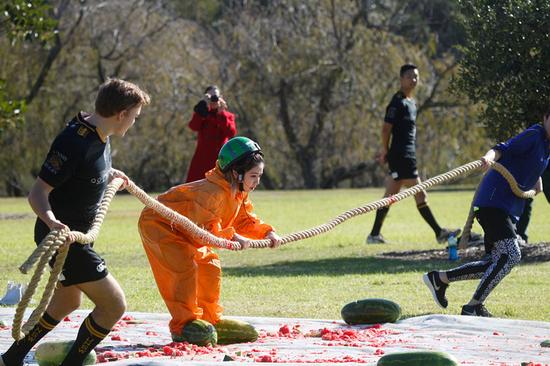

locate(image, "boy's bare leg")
[[58, 274, 126, 366]]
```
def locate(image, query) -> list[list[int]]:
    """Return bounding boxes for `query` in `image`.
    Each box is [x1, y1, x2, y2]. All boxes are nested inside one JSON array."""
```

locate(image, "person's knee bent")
[[414, 191, 427, 204], [495, 237, 522, 267], [64, 296, 82, 313], [92, 285, 127, 324], [47, 289, 82, 318], [508, 239, 522, 266], [107, 292, 127, 320]]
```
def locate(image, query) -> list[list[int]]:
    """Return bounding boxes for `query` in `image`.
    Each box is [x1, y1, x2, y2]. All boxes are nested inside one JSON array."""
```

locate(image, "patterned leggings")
[[445, 237, 521, 303]]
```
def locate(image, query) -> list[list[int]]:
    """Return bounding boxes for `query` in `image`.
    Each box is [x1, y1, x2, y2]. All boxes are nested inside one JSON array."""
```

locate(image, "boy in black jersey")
[[367, 64, 460, 244], [1, 79, 150, 366]]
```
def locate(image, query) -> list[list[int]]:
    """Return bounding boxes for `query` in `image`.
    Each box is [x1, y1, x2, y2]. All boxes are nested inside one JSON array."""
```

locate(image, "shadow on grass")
[[224, 243, 550, 278], [223, 256, 455, 278]]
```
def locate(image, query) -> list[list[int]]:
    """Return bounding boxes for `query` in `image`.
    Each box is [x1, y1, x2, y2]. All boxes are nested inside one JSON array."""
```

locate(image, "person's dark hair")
[[204, 85, 219, 94], [400, 64, 418, 77], [95, 78, 150, 117], [545, 104, 550, 118], [223, 151, 264, 189]]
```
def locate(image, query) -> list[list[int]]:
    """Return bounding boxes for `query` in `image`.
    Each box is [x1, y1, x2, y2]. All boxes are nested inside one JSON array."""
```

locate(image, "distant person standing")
[[186, 85, 237, 183], [367, 64, 459, 244]]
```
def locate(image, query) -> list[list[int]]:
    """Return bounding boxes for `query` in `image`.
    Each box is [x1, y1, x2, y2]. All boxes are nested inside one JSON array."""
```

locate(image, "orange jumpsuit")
[[138, 166, 273, 334]]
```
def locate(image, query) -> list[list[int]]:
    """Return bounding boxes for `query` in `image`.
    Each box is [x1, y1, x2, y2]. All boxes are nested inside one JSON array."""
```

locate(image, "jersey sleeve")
[[493, 125, 540, 157], [383, 99, 402, 125], [38, 132, 83, 188]]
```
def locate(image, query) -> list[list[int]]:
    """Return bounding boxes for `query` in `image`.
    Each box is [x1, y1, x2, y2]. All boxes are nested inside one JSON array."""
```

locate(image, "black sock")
[[370, 207, 389, 236], [2, 312, 59, 365], [59, 314, 110, 366], [417, 202, 441, 235]]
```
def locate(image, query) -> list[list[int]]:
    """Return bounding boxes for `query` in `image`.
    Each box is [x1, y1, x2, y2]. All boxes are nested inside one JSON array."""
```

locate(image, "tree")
[[0, 0, 58, 134], [180, 0, 479, 188], [454, 0, 550, 140]]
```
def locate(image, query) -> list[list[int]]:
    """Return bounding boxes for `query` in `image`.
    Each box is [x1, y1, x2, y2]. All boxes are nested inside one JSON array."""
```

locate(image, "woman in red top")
[[186, 85, 237, 182]]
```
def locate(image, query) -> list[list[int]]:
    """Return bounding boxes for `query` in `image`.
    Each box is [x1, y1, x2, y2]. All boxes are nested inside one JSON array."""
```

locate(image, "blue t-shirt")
[[474, 124, 550, 220]]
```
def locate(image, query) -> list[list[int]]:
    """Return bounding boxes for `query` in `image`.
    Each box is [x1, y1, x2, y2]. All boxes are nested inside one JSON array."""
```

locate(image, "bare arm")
[[28, 177, 69, 231], [377, 122, 393, 164]]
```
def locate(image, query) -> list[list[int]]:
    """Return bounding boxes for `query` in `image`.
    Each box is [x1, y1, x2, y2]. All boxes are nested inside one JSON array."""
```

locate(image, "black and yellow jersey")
[[38, 111, 112, 228]]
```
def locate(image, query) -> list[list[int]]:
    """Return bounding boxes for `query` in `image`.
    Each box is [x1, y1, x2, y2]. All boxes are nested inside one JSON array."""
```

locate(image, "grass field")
[[1, 188, 549, 321]]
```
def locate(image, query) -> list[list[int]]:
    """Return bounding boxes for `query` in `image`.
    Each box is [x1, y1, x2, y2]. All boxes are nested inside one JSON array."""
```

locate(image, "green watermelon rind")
[[34, 341, 96, 366], [377, 351, 459, 366], [541, 340, 550, 347], [341, 298, 402, 325], [181, 319, 218, 346], [214, 318, 259, 345]]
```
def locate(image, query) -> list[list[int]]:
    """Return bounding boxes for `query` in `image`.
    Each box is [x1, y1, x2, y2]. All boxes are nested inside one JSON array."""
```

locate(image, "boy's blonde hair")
[[95, 78, 151, 117]]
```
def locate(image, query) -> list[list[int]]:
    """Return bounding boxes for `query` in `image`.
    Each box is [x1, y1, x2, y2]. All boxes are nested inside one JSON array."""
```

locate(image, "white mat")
[[0, 308, 548, 365]]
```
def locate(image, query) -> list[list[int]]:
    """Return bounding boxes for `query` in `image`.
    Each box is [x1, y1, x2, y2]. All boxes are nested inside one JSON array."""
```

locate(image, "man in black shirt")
[[1, 79, 150, 366], [367, 64, 459, 244]]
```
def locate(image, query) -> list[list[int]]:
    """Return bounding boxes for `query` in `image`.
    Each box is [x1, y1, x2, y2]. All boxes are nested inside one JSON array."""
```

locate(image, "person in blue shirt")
[[423, 108, 550, 317]]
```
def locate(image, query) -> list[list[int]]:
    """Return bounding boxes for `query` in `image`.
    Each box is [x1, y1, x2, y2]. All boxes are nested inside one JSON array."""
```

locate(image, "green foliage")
[[0, 0, 56, 136], [1, 0, 57, 44], [0, 79, 25, 134], [0, 1, 489, 193], [165, 0, 222, 23], [371, 0, 466, 56], [455, 0, 550, 140]]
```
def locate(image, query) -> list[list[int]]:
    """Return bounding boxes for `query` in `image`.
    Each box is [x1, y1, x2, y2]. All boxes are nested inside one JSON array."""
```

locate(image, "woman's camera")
[[206, 93, 219, 102]]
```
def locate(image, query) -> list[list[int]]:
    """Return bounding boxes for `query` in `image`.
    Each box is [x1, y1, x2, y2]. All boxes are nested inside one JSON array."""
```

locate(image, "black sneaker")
[[461, 303, 493, 317], [423, 271, 448, 308], [466, 232, 484, 246]]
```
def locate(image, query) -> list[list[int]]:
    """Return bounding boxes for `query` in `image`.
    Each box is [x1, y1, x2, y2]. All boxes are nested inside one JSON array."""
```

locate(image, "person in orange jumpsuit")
[[138, 137, 281, 340], [185, 85, 237, 182]]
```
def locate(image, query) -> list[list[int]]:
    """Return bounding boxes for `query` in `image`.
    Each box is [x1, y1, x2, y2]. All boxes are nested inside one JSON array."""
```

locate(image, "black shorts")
[[474, 207, 517, 254], [387, 156, 418, 180], [35, 220, 109, 286]]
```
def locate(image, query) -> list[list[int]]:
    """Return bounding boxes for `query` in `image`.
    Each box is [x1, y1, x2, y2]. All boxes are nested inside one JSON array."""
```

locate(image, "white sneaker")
[[366, 234, 386, 244], [0, 282, 25, 306]]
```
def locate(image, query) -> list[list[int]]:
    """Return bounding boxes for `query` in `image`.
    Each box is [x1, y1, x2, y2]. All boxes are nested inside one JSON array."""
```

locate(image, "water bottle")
[[448, 234, 459, 261]]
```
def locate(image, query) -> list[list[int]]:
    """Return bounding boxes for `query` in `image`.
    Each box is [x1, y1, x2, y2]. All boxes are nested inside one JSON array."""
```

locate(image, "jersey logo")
[[386, 107, 396, 119], [96, 262, 106, 273], [77, 126, 90, 137], [45, 153, 64, 173]]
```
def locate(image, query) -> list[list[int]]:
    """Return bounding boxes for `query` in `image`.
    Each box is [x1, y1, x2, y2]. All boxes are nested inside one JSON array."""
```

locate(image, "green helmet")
[[218, 136, 262, 172]]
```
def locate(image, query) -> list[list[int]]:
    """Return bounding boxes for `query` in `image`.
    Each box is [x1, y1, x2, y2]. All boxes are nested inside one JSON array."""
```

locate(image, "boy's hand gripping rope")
[[12, 160, 532, 340]]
